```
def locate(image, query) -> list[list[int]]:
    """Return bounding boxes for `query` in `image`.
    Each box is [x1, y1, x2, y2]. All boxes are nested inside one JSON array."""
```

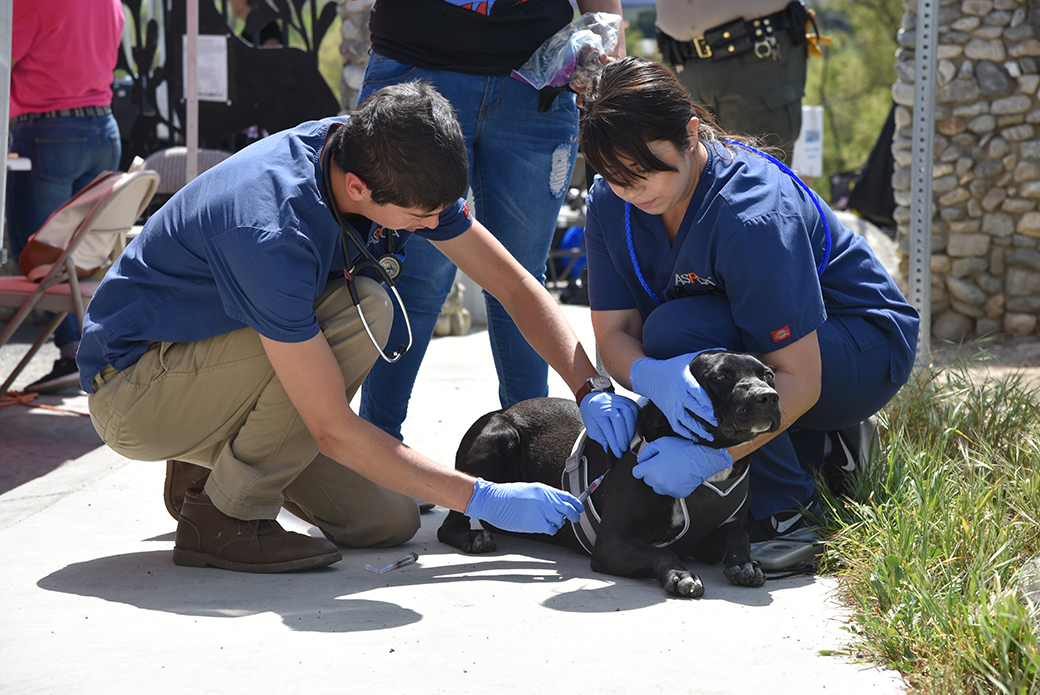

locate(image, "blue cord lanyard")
[[624, 140, 832, 306]]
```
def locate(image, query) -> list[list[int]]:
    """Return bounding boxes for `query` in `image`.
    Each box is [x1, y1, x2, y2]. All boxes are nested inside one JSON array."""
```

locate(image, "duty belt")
[[12, 105, 113, 124], [657, 1, 809, 68]]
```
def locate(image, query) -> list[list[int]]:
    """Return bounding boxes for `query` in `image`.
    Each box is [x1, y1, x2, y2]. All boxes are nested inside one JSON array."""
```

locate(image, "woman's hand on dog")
[[465, 478, 584, 535], [629, 352, 718, 442], [580, 391, 640, 458], [633, 436, 733, 498]]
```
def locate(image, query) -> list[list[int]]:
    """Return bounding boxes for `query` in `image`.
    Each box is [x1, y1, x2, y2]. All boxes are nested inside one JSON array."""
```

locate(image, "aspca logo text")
[[369, 226, 398, 246], [674, 271, 717, 289]]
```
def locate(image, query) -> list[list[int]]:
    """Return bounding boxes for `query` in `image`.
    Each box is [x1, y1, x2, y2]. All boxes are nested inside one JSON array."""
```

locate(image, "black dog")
[[438, 350, 782, 598]]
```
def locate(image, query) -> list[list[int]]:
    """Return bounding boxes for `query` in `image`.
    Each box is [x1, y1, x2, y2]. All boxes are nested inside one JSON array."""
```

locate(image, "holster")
[[785, 0, 810, 46], [702, 18, 754, 61]]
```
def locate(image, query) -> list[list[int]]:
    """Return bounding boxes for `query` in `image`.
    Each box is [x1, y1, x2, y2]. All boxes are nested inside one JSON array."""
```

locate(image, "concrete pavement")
[[0, 296, 906, 694]]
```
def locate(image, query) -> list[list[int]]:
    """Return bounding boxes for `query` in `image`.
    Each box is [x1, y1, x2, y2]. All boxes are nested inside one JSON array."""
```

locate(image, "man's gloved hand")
[[580, 391, 639, 458], [632, 436, 734, 498], [464, 478, 584, 535], [629, 351, 718, 441]]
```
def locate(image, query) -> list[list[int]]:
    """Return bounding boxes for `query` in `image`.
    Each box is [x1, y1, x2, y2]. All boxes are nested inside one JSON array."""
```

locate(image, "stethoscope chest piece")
[[378, 253, 404, 281]]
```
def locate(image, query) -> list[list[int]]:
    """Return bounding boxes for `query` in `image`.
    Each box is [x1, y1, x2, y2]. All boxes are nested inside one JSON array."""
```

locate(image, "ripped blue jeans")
[[357, 54, 580, 439]]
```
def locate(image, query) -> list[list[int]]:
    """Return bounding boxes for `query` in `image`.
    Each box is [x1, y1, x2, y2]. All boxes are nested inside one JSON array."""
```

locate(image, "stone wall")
[[336, 0, 374, 110], [892, 0, 1040, 341]]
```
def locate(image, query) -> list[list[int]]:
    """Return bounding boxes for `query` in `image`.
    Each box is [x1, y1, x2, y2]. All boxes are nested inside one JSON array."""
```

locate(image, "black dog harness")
[[562, 430, 751, 555]]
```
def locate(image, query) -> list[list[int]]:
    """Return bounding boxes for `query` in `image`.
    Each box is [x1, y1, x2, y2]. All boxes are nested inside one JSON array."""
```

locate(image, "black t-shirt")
[[369, 0, 574, 75]]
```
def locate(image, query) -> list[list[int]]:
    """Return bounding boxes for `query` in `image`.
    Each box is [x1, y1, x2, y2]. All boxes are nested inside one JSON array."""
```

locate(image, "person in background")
[[654, 0, 810, 164], [227, 0, 284, 150], [577, 57, 918, 542], [6, 0, 124, 393], [356, 0, 626, 449], [229, 0, 283, 48]]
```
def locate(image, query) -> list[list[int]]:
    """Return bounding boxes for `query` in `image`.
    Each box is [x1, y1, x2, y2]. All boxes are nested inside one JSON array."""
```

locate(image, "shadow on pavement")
[[0, 319, 103, 494], [35, 519, 794, 633]]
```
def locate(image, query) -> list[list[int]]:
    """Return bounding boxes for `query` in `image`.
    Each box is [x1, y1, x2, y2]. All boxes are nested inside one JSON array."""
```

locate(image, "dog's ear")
[[689, 351, 728, 419], [637, 402, 673, 441], [688, 351, 721, 386]]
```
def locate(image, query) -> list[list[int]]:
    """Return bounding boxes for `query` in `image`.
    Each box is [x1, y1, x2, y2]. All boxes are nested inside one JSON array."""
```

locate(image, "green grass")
[[803, 0, 904, 203], [818, 356, 1040, 693], [315, 13, 343, 110]]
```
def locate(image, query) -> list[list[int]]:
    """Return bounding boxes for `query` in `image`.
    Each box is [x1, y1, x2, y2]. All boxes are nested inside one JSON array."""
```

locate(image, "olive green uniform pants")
[[675, 30, 807, 164], [87, 277, 420, 547]]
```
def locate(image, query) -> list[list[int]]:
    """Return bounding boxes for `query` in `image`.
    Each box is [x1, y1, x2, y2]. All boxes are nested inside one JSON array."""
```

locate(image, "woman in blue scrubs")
[[578, 57, 919, 541]]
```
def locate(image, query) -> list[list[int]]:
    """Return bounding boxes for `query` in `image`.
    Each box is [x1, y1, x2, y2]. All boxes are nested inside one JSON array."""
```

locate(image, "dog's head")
[[635, 350, 782, 450], [688, 350, 782, 448]]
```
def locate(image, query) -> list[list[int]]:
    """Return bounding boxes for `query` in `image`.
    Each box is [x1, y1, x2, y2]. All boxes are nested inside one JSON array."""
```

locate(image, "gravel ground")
[[930, 332, 1040, 390]]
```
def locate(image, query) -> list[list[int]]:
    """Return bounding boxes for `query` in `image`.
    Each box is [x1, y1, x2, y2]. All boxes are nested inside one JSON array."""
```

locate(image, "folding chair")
[[0, 169, 160, 395]]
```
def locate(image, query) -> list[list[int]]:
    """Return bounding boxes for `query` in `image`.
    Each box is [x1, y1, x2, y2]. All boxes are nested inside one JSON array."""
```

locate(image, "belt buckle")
[[693, 36, 712, 59]]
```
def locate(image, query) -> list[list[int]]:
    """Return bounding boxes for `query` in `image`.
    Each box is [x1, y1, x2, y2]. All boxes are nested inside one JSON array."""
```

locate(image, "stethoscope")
[[321, 143, 412, 363], [625, 140, 832, 305]]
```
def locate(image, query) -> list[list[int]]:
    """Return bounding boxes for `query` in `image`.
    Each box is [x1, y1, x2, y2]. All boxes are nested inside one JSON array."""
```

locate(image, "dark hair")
[[579, 57, 759, 187], [331, 80, 468, 212]]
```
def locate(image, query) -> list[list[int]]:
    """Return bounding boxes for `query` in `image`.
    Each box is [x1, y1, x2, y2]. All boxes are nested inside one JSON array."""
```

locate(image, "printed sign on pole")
[[792, 105, 824, 178]]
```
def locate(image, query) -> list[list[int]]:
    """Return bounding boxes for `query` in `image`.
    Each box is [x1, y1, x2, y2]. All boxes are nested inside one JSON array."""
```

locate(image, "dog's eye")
[[763, 372, 775, 383], [714, 373, 728, 381]]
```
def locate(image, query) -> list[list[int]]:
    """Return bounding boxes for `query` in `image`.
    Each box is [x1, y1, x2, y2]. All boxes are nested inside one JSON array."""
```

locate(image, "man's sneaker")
[[747, 489, 824, 544], [824, 416, 878, 496], [24, 357, 81, 394]]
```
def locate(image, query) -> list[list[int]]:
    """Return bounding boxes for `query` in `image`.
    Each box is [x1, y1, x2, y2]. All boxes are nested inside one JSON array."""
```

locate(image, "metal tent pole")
[[185, 0, 199, 183], [0, 0, 13, 266]]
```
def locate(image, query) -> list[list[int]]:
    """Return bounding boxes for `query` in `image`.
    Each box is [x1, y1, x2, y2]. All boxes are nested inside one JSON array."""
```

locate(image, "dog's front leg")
[[437, 510, 497, 554], [591, 531, 705, 598], [721, 525, 765, 587]]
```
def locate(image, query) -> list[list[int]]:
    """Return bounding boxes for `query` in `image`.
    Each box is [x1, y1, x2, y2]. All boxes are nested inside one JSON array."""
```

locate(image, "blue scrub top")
[[584, 143, 918, 383], [79, 117, 471, 393]]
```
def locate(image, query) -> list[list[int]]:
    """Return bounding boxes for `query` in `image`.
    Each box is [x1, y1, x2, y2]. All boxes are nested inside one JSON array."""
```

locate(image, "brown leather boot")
[[173, 490, 342, 572], [163, 460, 211, 520]]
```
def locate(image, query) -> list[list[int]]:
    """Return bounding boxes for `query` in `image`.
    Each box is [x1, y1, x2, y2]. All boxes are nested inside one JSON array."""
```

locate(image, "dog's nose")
[[756, 390, 779, 405]]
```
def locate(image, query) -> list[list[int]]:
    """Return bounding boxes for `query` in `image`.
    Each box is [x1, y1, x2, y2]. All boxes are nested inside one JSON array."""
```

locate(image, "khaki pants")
[[87, 277, 420, 548]]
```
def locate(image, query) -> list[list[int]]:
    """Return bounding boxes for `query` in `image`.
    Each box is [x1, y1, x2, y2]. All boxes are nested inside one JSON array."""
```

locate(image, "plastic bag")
[[512, 12, 621, 92]]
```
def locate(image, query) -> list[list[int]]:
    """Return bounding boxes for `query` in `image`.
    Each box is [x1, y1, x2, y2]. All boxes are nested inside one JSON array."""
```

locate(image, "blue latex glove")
[[629, 351, 718, 441], [632, 436, 734, 498], [465, 478, 584, 535], [580, 391, 639, 458]]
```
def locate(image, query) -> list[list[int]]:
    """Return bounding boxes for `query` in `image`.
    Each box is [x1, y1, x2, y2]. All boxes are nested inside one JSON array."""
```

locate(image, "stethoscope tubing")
[[624, 140, 832, 306], [322, 143, 412, 363]]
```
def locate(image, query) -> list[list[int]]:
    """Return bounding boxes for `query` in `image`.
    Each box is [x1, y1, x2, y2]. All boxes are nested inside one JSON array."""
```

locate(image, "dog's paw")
[[724, 560, 766, 587], [463, 530, 497, 554], [662, 569, 705, 598], [437, 521, 497, 554]]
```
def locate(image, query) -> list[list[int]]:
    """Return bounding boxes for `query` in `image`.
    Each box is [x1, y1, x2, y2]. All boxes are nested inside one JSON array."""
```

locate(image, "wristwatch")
[[574, 374, 614, 404]]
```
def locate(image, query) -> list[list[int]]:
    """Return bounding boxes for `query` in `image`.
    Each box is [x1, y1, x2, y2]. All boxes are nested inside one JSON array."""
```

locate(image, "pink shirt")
[[11, 0, 125, 118]]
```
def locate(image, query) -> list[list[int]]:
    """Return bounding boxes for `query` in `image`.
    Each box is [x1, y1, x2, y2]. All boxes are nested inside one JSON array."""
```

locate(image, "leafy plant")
[[820, 356, 1040, 693], [804, 0, 903, 201]]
